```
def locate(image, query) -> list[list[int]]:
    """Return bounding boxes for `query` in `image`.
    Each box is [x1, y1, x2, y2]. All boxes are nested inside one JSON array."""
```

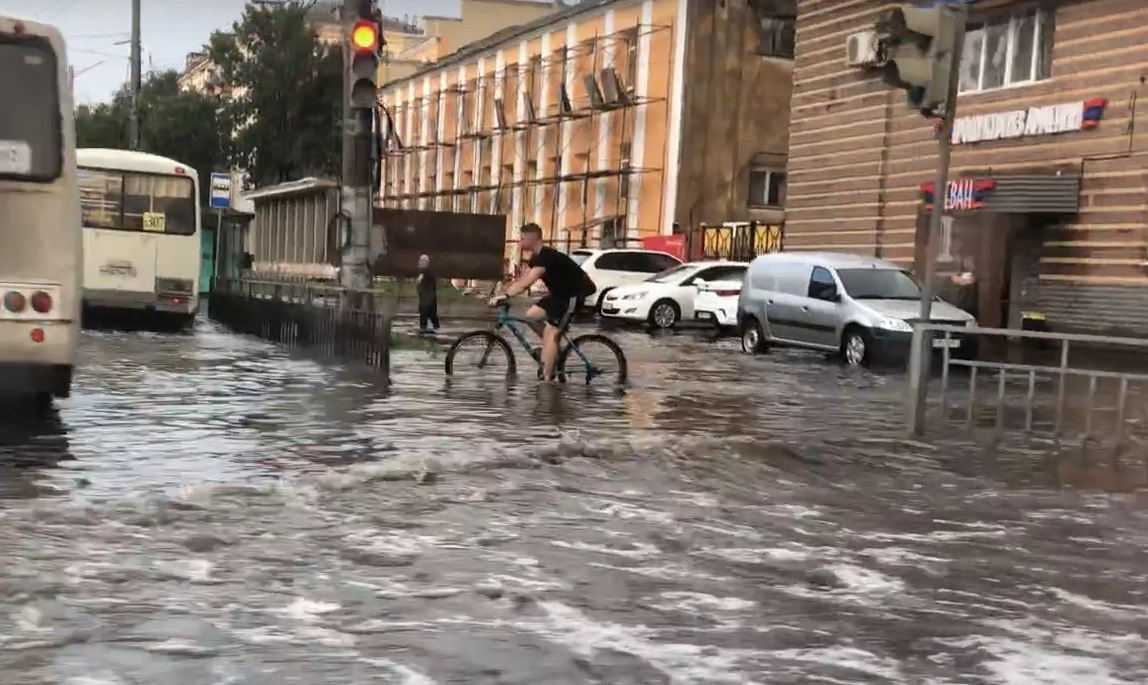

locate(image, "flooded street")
[[1, 321, 1147, 685]]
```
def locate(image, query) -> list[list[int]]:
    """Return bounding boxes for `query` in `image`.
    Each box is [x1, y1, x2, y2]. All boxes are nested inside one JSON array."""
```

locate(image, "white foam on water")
[[588, 561, 733, 583], [144, 639, 219, 656], [695, 545, 813, 564], [360, 657, 440, 684], [769, 646, 903, 680], [550, 539, 660, 559], [654, 592, 756, 613], [521, 600, 763, 685], [941, 635, 1126, 685], [153, 558, 213, 582], [1050, 588, 1148, 619], [279, 597, 341, 621], [826, 564, 905, 595]]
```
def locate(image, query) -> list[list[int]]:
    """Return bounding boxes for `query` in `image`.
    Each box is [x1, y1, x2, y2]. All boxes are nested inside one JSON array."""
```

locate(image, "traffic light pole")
[[339, 0, 375, 292], [907, 5, 967, 436]]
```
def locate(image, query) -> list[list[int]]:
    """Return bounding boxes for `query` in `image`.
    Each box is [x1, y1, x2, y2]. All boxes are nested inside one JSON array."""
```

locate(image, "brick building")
[[788, 0, 1148, 334]]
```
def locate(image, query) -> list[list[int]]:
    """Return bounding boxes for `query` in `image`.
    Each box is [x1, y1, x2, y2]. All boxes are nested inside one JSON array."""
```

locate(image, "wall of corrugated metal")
[[1036, 282, 1148, 337]]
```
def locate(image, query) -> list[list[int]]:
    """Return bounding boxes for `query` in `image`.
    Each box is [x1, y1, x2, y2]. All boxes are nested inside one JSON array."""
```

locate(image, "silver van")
[[737, 252, 977, 366]]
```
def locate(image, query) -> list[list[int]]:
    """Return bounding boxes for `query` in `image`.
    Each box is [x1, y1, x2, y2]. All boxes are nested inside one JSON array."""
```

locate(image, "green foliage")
[[75, 70, 226, 202], [208, 2, 342, 187]]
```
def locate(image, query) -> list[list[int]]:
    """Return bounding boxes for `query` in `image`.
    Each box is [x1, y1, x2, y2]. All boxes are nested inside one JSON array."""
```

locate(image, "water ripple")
[[0, 321, 1144, 683]]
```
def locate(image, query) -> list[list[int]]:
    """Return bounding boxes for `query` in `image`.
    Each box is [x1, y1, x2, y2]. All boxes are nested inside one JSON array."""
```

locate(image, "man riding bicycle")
[[489, 223, 597, 381]]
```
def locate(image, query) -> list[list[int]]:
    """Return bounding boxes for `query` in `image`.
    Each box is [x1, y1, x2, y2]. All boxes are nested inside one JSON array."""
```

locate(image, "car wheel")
[[841, 326, 872, 367], [648, 299, 680, 329], [594, 288, 614, 317], [740, 317, 766, 354]]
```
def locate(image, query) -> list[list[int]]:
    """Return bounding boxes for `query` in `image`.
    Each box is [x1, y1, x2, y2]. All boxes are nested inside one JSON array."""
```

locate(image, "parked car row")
[[570, 248, 979, 368]]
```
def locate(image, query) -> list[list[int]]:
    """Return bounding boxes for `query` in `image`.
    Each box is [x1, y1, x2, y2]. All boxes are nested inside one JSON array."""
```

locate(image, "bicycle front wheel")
[[444, 331, 517, 378], [559, 333, 628, 385]]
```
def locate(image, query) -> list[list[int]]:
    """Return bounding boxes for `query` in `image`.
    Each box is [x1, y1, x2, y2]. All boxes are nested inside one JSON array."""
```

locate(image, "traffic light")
[[349, 14, 380, 110], [875, 5, 962, 118]]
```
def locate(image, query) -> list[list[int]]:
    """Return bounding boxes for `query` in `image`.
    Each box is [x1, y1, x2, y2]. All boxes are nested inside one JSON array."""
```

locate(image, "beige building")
[[377, 0, 796, 256]]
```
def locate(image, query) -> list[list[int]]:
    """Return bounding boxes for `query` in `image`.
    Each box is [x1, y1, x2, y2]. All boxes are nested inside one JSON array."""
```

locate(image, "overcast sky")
[[0, 0, 461, 104]]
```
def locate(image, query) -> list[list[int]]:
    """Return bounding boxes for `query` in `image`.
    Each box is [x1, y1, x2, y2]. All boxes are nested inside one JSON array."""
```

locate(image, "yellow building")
[[379, 0, 681, 255], [377, 0, 797, 257]]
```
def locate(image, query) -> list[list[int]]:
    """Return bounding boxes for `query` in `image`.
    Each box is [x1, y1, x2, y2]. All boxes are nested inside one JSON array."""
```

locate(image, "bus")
[[76, 148, 201, 328], [0, 14, 82, 409]]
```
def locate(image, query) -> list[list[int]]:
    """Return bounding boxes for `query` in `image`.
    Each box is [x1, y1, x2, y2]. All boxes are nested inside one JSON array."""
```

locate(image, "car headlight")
[[876, 317, 913, 332], [620, 291, 647, 300], [965, 319, 977, 328]]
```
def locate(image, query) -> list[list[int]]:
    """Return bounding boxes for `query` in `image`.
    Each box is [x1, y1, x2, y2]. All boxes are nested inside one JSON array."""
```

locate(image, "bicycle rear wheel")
[[559, 333, 628, 385], [444, 331, 517, 377]]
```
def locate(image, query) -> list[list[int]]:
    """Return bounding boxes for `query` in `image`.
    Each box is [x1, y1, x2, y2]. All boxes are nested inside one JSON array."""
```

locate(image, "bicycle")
[[443, 300, 628, 384]]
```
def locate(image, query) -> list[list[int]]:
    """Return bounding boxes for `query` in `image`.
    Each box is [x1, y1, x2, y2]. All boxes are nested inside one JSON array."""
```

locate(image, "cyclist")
[[489, 223, 597, 381]]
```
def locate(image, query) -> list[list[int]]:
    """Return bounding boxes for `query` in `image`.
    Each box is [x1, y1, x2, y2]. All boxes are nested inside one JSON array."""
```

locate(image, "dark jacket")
[[417, 267, 437, 305]]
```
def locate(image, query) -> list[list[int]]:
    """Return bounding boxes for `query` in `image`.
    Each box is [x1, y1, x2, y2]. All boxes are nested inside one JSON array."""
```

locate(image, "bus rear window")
[[78, 169, 197, 236], [0, 36, 61, 181]]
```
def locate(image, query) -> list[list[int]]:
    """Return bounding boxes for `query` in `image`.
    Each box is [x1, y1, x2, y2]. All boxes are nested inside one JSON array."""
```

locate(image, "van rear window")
[[0, 36, 61, 182]]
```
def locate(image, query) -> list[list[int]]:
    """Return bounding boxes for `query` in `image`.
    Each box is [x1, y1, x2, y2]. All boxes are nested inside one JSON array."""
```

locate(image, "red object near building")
[[641, 234, 685, 261]]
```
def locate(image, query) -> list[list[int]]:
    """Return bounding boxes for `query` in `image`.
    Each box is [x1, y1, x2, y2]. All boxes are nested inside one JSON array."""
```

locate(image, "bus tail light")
[[30, 328, 44, 343], [30, 291, 52, 313], [3, 291, 26, 313]]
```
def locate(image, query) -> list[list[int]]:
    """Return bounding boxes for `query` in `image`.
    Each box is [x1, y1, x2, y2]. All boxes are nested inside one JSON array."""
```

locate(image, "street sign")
[[209, 172, 231, 209]]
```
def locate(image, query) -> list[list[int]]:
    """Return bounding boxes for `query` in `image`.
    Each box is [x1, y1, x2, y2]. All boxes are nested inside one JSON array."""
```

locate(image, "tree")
[[208, 2, 342, 187], [75, 70, 227, 203]]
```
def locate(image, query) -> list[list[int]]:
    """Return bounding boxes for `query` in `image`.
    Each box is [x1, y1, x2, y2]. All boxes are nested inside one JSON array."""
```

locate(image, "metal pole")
[[128, 0, 142, 149], [341, 0, 353, 185], [339, 0, 374, 292], [908, 5, 966, 436]]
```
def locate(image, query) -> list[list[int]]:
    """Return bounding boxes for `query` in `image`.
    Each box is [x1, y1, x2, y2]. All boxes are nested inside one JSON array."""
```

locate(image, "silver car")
[[736, 252, 977, 366]]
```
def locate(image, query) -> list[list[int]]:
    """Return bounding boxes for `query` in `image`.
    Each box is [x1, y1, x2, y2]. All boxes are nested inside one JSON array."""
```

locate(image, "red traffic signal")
[[351, 20, 379, 53]]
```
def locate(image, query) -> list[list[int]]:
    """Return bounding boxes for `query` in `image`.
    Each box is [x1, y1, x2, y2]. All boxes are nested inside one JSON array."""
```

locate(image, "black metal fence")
[[208, 278, 391, 376]]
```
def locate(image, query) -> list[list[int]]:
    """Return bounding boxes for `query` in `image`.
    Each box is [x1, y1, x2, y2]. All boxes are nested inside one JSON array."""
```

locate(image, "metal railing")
[[208, 277, 391, 375], [907, 324, 1148, 455]]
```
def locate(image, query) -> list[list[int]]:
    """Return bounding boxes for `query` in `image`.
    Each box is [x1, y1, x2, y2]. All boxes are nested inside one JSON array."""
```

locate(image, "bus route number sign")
[[143, 212, 166, 233]]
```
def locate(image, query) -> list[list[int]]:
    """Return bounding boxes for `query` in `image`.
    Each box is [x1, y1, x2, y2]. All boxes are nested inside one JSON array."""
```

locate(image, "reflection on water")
[[0, 321, 1146, 684]]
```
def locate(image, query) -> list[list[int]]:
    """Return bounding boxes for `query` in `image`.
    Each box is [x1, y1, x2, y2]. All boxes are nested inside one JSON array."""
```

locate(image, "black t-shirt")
[[529, 246, 596, 299]]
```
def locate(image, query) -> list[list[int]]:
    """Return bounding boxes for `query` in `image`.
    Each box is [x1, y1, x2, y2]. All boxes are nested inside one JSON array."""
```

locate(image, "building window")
[[748, 168, 786, 208], [959, 7, 1053, 94], [756, 16, 795, 59]]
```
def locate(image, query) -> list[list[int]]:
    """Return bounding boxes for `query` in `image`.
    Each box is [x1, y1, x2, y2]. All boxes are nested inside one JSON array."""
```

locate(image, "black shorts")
[[538, 294, 584, 330]]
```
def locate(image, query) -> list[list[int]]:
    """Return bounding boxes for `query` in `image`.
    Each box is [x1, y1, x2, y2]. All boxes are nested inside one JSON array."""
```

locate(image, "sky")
[[0, 0, 463, 104]]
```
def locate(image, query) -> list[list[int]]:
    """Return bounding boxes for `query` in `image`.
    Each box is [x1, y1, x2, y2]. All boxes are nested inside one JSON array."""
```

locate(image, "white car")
[[599, 261, 748, 329], [693, 279, 744, 329], [571, 248, 683, 311]]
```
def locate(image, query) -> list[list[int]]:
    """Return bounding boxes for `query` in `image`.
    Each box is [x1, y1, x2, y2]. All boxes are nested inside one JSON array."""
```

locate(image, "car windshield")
[[571, 252, 593, 266], [836, 268, 922, 300], [646, 264, 697, 283]]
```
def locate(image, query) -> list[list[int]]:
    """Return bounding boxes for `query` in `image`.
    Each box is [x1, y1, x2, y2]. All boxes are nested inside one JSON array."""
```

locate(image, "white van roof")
[[751, 251, 902, 271]]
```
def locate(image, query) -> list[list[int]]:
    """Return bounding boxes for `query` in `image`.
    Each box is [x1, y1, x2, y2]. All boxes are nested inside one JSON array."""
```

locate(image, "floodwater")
[[1, 321, 1146, 685]]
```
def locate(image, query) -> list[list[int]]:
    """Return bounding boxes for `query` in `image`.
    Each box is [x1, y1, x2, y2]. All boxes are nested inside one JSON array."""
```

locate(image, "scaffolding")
[[377, 20, 674, 251]]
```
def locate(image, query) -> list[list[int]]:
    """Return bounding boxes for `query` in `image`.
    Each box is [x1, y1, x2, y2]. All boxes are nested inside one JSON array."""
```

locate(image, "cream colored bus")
[[77, 148, 201, 328], [0, 14, 82, 409]]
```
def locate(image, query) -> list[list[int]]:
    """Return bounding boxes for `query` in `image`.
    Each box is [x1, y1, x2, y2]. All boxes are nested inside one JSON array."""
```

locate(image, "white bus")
[[0, 14, 82, 409], [76, 148, 201, 327]]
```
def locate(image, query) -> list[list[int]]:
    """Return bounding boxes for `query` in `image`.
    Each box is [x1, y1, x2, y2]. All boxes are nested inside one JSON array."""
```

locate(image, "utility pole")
[[128, 0, 142, 149], [340, 0, 382, 291], [872, 3, 966, 435]]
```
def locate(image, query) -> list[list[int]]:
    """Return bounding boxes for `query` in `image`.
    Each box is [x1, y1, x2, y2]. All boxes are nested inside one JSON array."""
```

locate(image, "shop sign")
[[920, 178, 997, 211], [947, 97, 1108, 145]]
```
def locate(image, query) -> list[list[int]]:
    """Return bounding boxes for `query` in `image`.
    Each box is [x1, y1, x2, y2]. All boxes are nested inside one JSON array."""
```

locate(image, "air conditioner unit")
[[845, 30, 880, 68]]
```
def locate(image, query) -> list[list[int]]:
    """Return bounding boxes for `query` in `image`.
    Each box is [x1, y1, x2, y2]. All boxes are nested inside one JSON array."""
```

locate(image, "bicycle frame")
[[490, 307, 600, 375]]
